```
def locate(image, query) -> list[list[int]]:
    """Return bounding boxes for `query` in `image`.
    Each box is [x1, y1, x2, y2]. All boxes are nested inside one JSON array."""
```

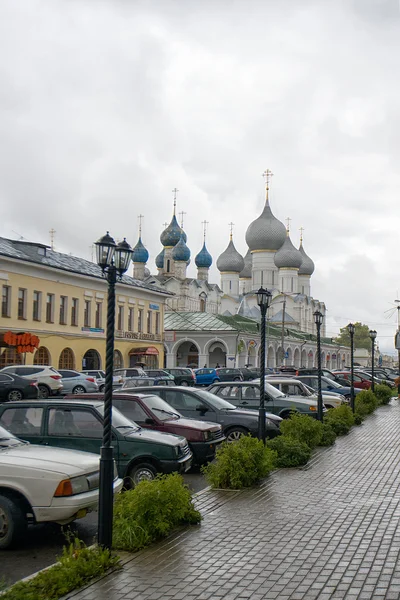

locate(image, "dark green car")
[[0, 399, 192, 486]]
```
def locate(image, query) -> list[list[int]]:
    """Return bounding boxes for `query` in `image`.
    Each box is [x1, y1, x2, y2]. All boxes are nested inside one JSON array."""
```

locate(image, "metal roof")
[[0, 238, 172, 296]]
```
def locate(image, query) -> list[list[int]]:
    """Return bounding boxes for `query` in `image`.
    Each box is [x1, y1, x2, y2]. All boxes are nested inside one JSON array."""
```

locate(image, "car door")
[[112, 398, 159, 432], [162, 389, 217, 422], [0, 405, 45, 444], [238, 385, 263, 410], [43, 406, 119, 460], [0, 374, 17, 400]]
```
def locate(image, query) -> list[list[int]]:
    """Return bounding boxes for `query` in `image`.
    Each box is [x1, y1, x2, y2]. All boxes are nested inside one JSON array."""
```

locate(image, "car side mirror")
[[145, 418, 156, 425], [196, 404, 208, 413]]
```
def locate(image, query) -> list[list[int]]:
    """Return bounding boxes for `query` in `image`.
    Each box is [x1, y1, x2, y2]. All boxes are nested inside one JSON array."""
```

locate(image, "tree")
[[334, 322, 372, 350]]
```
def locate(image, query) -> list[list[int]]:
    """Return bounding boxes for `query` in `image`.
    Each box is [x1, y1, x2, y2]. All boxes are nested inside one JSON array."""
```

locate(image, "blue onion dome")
[[160, 215, 187, 247], [195, 242, 213, 268], [172, 235, 191, 262], [299, 242, 315, 276], [274, 231, 303, 269], [131, 236, 149, 263], [217, 238, 245, 273], [155, 248, 165, 269], [245, 201, 286, 251], [239, 248, 252, 279]]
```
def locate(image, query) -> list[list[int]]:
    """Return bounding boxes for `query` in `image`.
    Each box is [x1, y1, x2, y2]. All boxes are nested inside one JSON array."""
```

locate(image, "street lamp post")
[[347, 323, 355, 413], [257, 287, 272, 443], [369, 329, 377, 393], [313, 310, 324, 422], [95, 232, 133, 549]]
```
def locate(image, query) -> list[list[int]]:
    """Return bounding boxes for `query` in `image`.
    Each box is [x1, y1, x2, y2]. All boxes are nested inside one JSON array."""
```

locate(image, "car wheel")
[[212, 379, 219, 384], [0, 495, 27, 550], [234, 377, 241, 381], [38, 385, 50, 399], [7, 389, 23, 401], [280, 411, 296, 419], [99, 384, 105, 392], [128, 463, 157, 487], [225, 426, 248, 442], [72, 385, 86, 394], [180, 380, 189, 386]]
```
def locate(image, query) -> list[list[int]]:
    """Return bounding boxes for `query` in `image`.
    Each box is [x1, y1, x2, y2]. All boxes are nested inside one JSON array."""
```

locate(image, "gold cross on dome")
[[172, 187, 179, 214], [179, 211, 186, 229], [138, 214, 144, 236], [201, 220, 209, 240], [286, 217, 292, 232], [262, 169, 274, 201], [163, 222, 168, 229], [299, 226, 304, 243], [229, 222, 234, 240]]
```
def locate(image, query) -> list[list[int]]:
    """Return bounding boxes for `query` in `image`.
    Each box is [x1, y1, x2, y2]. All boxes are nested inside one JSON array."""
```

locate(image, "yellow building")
[[0, 238, 172, 370]]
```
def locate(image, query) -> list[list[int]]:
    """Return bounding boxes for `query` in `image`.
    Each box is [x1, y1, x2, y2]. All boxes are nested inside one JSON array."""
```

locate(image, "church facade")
[[131, 179, 341, 369]]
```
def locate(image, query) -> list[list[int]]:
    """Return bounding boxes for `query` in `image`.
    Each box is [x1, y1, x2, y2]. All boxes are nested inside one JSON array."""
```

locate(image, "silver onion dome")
[[299, 242, 315, 276], [239, 248, 252, 279], [245, 202, 286, 251], [274, 231, 303, 269], [217, 238, 245, 273]]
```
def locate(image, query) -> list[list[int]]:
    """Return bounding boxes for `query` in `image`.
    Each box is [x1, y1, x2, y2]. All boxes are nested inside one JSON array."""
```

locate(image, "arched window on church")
[[166, 259, 170, 273], [199, 292, 207, 312]]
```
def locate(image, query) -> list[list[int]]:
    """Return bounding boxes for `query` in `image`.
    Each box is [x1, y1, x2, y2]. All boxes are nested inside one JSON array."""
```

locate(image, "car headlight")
[[54, 475, 90, 497], [203, 431, 212, 441], [309, 406, 317, 411]]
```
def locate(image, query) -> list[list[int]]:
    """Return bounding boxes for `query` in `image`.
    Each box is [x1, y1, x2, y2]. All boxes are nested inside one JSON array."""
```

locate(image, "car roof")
[[1, 398, 104, 408]]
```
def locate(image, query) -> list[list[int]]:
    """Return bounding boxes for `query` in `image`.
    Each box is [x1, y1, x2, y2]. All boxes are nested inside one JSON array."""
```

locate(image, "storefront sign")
[[1, 331, 40, 354], [164, 331, 176, 342], [116, 331, 162, 341], [81, 327, 104, 334], [149, 303, 160, 310], [129, 346, 159, 356]]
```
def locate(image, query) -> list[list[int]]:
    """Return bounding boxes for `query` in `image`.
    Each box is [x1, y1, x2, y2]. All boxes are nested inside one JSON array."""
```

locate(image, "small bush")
[[374, 384, 393, 406], [113, 473, 201, 552], [1, 538, 119, 600], [319, 423, 337, 446], [280, 413, 323, 449], [356, 389, 378, 414], [266, 436, 311, 468], [202, 435, 277, 489], [324, 405, 354, 436]]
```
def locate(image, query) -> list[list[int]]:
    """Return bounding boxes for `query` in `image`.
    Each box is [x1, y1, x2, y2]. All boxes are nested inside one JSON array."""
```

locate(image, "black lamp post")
[[257, 287, 272, 443], [95, 232, 133, 549], [347, 323, 355, 413], [369, 329, 377, 393], [313, 310, 324, 421]]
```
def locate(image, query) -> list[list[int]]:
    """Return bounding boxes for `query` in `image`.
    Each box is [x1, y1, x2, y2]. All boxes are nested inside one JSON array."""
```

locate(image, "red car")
[[334, 372, 371, 390], [67, 392, 225, 466]]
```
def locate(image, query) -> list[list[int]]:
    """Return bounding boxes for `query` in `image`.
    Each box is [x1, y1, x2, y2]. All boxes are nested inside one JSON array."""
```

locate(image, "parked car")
[[0, 372, 39, 401], [0, 365, 63, 398], [81, 370, 124, 390], [162, 368, 196, 386], [144, 369, 174, 381], [294, 375, 362, 401], [122, 377, 175, 388], [193, 368, 220, 386], [333, 371, 371, 390], [124, 386, 281, 442], [207, 381, 325, 418], [113, 367, 147, 384], [91, 391, 225, 465], [215, 368, 243, 382], [358, 369, 396, 387], [237, 368, 258, 381], [0, 400, 192, 486], [58, 370, 99, 394], [265, 377, 344, 409], [0, 423, 123, 549]]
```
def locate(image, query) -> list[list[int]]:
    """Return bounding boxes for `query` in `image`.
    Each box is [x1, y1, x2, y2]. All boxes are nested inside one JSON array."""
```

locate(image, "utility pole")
[[281, 297, 286, 366]]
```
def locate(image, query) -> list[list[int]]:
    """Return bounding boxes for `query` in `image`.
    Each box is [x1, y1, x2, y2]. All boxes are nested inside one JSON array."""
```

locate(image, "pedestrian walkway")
[[69, 400, 400, 600]]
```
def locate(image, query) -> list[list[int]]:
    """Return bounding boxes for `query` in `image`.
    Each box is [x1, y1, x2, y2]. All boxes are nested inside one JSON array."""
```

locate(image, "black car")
[[144, 369, 175, 381], [0, 373, 39, 401], [215, 368, 243, 382], [123, 385, 282, 442], [238, 368, 257, 381], [162, 368, 196, 387]]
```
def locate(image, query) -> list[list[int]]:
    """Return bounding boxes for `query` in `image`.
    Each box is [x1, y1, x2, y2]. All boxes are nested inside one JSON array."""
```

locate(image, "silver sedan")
[[58, 369, 99, 394]]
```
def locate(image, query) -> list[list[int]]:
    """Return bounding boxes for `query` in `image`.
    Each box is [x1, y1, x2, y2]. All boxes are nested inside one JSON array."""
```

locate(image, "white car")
[[0, 365, 63, 398], [265, 377, 345, 409], [0, 424, 123, 549]]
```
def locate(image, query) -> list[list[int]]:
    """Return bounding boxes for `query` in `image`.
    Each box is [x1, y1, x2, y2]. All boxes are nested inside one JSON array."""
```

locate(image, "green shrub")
[[113, 473, 201, 552], [1, 538, 119, 600], [356, 389, 378, 414], [374, 384, 393, 406], [324, 405, 354, 436], [319, 423, 337, 446], [201, 435, 277, 489], [266, 436, 311, 468], [280, 413, 323, 449]]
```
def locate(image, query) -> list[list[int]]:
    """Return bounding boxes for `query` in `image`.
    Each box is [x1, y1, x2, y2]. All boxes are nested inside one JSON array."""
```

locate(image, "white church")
[[129, 177, 343, 370]]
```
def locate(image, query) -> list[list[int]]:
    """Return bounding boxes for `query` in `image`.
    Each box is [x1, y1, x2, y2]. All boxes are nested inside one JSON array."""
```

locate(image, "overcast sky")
[[1, 0, 400, 353]]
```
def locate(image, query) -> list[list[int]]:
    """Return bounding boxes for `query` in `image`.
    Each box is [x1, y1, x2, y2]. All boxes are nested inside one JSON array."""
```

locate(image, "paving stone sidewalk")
[[69, 400, 400, 600]]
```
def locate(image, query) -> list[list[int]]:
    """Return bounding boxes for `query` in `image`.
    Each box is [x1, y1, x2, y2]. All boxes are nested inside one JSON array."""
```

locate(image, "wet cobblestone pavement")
[[68, 400, 400, 599]]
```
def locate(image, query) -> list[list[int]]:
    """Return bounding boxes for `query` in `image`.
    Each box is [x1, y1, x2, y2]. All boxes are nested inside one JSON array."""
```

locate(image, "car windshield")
[[193, 389, 237, 410], [140, 395, 181, 421], [94, 404, 141, 432], [322, 377, 342, 389], [0, 424, 26, 448], [254, 380, 287, 398]]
